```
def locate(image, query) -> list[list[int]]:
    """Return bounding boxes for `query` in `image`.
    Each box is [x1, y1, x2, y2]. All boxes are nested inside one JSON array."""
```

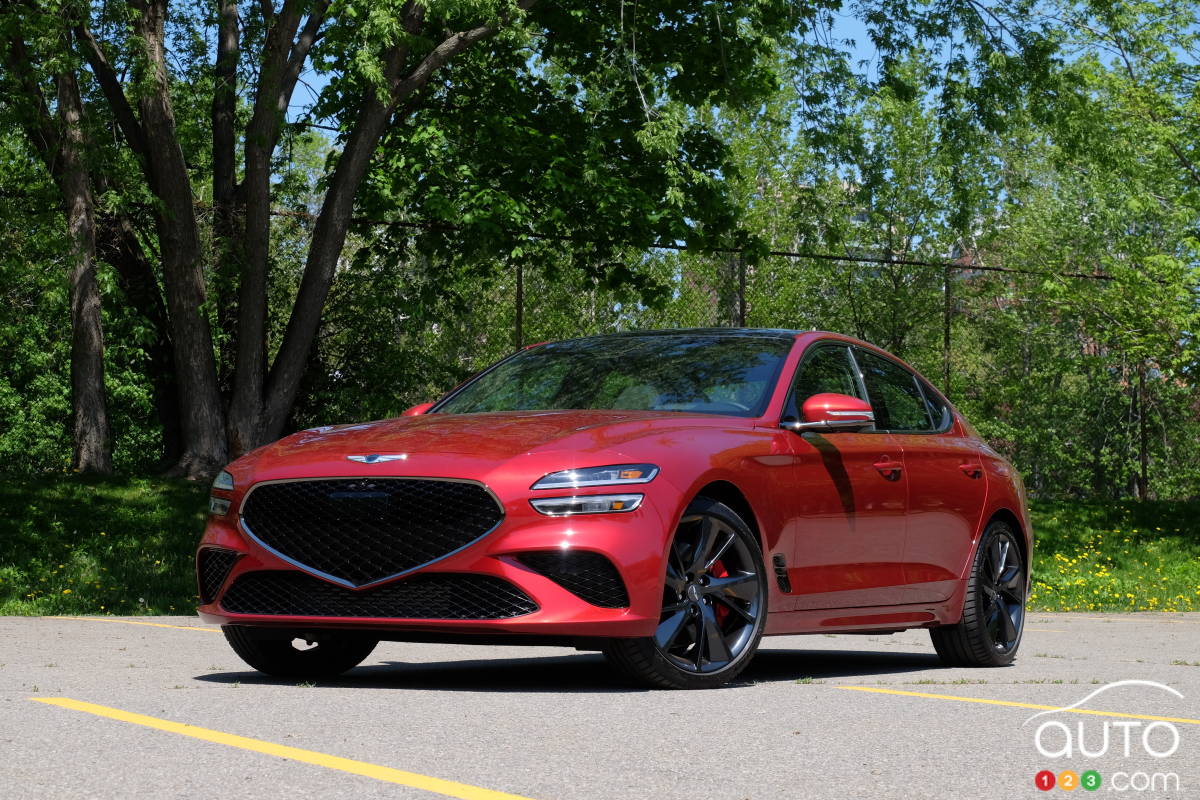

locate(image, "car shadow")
[[194, 646, 942, 693]]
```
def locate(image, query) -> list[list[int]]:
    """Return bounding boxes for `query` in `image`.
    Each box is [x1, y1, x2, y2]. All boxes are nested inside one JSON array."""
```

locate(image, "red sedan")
[[198, 329, 1031, 689]]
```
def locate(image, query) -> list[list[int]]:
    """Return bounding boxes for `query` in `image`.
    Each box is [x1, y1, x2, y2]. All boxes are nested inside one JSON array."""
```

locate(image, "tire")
[[604, 497, 767, 689], [930, 520, 1026, 667], [223, 626, 378, 679]]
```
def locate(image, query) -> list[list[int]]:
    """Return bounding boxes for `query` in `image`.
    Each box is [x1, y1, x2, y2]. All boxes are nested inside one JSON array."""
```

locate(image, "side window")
[[785, 345, 864, 420], [855, 350, 932, 432], [917, 379, 953, 431]]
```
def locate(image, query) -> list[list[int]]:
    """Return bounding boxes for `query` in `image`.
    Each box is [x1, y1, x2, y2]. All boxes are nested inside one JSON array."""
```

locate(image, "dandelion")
[[62, 589, 71, 594]]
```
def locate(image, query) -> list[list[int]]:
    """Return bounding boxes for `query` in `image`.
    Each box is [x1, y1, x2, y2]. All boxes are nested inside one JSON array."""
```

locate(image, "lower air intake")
[[221, 571, 538, 619], [198, 548, 240, 604], [517, 551, 630, 608]]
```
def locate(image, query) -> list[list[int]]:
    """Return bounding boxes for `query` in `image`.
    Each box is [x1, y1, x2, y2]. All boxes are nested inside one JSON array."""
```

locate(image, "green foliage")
[[1028, 500, 1200, 612], [0, 475, 207, 615], [0, 132, 170, 475], [0, 0, 1196, 503], [0, 158, 72, 471]]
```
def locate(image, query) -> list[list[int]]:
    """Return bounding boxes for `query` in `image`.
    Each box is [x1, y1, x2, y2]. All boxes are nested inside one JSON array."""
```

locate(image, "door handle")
[[959, 463, 983, 478], [873, 458, 902, 476]]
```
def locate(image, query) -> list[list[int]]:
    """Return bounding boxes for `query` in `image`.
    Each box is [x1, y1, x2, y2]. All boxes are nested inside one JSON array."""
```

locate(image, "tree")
[[1, 0, 843, 478], [1, 7, 110, 472]]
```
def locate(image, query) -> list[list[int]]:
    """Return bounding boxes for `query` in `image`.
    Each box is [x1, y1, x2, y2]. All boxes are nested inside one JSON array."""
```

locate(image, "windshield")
[[434, 333, 794, 417]]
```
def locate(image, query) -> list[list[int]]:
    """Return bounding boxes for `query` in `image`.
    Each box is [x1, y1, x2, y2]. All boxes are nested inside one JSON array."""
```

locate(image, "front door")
[[780, 344, 909, 609]]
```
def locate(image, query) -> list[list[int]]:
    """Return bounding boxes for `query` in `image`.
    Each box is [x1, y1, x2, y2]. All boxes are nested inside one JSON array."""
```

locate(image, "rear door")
[[853, 349, 988, 602], [781, 343, 909, 609]]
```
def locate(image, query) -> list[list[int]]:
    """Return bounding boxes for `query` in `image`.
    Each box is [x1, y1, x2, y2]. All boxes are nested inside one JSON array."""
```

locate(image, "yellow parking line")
[[31, 698, 537, 800], [835, 686, 1200, 725], [54, 616, 219, 633]]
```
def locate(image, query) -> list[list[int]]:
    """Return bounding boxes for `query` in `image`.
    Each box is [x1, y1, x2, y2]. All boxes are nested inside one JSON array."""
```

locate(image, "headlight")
[[209, 470, 234, 516], [530, 494, 644, 516], [531, 464, 658, 490]]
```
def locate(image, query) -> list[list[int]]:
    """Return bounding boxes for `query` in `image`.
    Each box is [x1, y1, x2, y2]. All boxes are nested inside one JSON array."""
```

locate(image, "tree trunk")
[[211, 0, 241, 387], [514, 259, 524, 349], [3, 23, 113, 472], [95, 213, 182, 465], [134, 0, 226, 478], [737, 254, 746, 327], [1137, 363, 1149, 500], [227, 0, 329, 456], [56, 68, 111, 473], [257, 6, 536, 442], [942, 264, 952, 394], [261, 78, 398, 442]]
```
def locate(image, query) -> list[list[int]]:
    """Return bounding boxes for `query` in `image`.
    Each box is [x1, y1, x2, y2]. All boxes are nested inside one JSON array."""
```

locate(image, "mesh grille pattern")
[[517, 551, 630, 608], [241, 478, 503, 586], [197, 548, 239, 603], [220, 570, 538, 619]]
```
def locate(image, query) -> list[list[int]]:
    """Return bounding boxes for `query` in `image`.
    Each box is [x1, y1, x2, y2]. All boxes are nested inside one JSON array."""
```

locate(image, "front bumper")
[[196, 488, 672, 639]]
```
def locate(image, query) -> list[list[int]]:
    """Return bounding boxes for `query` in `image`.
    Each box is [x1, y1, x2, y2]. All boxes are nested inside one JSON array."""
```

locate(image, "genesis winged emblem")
[[346, 454, 407, 464]]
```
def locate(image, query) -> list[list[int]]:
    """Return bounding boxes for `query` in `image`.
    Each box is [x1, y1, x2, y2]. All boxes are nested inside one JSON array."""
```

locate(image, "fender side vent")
[[772, 553, 792, 593]]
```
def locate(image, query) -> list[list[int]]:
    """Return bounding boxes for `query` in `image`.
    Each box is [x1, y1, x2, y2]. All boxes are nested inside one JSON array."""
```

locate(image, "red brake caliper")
[[710, 560, 730, 624]]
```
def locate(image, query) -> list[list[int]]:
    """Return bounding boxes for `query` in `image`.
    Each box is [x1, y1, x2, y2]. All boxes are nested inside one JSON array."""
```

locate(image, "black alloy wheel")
[[931, 520, 1026, 667], [603, 497, 767, 689]]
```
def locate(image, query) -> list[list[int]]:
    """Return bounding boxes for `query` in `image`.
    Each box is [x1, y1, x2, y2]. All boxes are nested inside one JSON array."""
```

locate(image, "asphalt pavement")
[[2, 613, 1198, 799]]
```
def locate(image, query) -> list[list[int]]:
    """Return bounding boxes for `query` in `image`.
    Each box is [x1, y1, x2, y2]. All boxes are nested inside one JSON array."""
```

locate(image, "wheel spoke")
[[655, 609, 689, 650], [711, 592, 755, 623], [984, 598, 1002, 633], [702, 531, 736, 572], [669, 540, 689, 579], [706, 572, 759, 604], [987, 539, 1002, 581], [699, 602, 731, 665], [997, 600, 1018, 644], [688, 516, 721, 576], [664, 561, 687, 595], [998, 564, 1021, 591]]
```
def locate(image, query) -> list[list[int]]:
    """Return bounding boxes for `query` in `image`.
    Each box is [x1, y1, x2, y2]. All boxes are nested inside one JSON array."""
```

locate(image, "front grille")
[[517, 551, 630, 608], [197, 548, 239, 603], [240, 478, 503, 587], [221, 570, 538, 619]]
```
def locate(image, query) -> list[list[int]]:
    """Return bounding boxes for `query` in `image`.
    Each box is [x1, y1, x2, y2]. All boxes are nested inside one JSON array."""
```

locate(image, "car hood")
[[249, 409, 741, 471]]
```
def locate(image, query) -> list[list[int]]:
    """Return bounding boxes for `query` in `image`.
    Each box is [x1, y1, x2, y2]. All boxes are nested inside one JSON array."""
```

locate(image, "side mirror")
[[781, 393, 875, 433], [402, 402, 435, 417]]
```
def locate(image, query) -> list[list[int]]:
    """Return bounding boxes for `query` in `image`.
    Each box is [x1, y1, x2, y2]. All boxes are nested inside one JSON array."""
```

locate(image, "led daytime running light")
[[530, 494, 644, 516]]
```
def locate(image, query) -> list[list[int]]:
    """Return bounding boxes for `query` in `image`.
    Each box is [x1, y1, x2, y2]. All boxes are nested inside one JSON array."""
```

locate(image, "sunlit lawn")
[[0, 474, 206, 615], [1027, 500, 1200, 613], [0, 474, 1196, 615]]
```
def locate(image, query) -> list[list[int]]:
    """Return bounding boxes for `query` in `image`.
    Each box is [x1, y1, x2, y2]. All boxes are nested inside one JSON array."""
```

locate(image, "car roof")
[[541, 327, 806, 345]]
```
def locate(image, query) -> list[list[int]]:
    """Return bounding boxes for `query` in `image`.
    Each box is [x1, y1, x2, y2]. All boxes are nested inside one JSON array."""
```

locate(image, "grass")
[[1027, 499, 1200, 613], [0, 474, 206, 615], [0, 474, 1196, 616]]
